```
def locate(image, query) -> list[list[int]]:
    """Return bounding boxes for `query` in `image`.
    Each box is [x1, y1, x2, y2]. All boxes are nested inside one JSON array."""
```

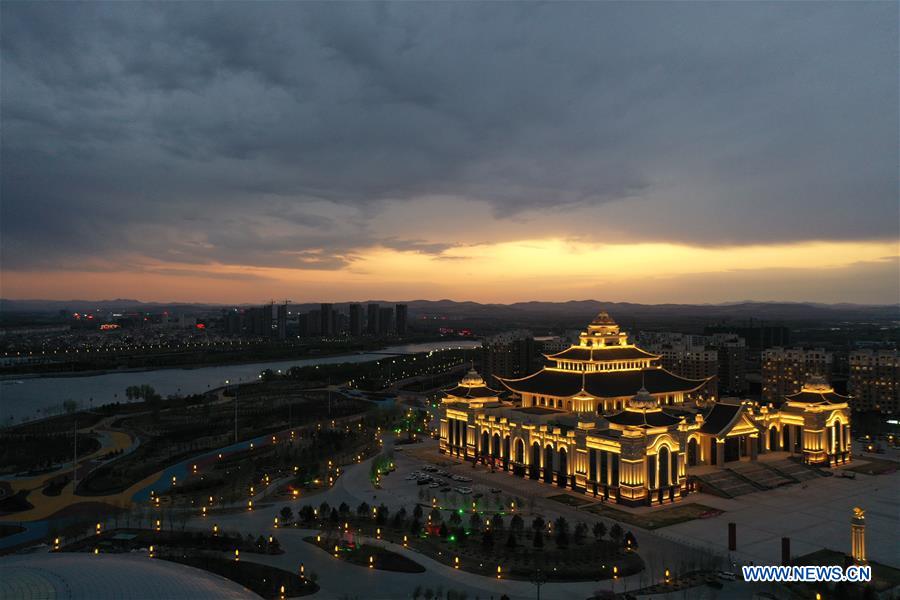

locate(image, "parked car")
[[455, 487, 473, 494], [490, 488, 501, 493], [417, 479, 432, 486], [717, 571, 738, 581]]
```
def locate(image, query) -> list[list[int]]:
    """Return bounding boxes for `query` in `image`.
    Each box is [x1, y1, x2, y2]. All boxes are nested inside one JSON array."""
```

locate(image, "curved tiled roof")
[[443, 384, 503, 399], [606, 409, 683, 428], [698, 402, 742, 435], [785, 390, 849, 405], [499, 367, 709, 399], [545, 346, 659, 361]]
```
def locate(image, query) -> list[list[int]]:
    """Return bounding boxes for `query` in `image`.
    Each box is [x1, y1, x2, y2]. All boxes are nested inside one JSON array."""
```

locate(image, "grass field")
[[585, 502, 723, 530]]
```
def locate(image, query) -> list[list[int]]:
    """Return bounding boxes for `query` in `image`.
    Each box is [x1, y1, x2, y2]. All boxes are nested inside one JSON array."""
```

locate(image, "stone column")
[[788, 426, 797, 455], [851, 508, 867, 565], [716, 439, 725, 467], [750, 435, 758, 461]]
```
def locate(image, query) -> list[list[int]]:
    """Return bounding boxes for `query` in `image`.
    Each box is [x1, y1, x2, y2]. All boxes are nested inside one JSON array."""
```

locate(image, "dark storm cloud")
[[1, 1, 896, 271]]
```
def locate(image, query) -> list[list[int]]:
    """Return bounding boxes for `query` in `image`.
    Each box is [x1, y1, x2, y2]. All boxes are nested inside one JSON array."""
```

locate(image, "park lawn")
[[162, 554, 318, 598], [546, 493, 594, 508], [585, 502, 723, 530], [844, 458, 898, 476], [304, 536, 425, 573]]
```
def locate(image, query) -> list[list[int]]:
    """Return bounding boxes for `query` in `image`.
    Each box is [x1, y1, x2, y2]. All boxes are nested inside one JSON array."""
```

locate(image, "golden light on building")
[[851, 507, 867, 565], [438, 311, 852, 507]]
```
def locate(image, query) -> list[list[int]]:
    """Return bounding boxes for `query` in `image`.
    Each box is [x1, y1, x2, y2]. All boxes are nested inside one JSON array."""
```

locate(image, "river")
[[0, 340, 481, 426]]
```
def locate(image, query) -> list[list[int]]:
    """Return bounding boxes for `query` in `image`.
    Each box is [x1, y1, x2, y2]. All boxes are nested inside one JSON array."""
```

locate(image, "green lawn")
[[546, 493, 594, 507], [844, 458, 898, 476], [585, 502, 723, 530]]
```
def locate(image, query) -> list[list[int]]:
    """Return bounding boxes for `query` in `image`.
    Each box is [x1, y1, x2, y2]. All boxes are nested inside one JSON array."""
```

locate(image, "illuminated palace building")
[[439, 312, 851, 507]]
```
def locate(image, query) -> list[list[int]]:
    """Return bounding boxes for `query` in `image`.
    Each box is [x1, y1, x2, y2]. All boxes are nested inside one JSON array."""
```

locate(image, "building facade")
[[762, 347, 832, 404], [480, 330, 536, 388], [849, 349, 899, 414], [440, 312, 851, 507]]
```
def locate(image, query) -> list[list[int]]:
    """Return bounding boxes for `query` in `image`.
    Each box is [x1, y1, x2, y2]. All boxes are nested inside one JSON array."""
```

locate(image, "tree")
[[623, 530, 637, 549], [300, 504, 315, 523], [280, 506, 293, 523], [592, 521, 607, 542], [510, 514, 524, 535], [574, 522, 588, 545], [410, 518, 421, 535], [319, 501, 330, 516], [609, 523, 624, 545], [357, 502, 370, 517], [63, 400, 78, 414], [329, 507, 339, 524], [505, 531, 517, 549], [376, 504, 389, 525], [491, 513, 504, 533], [412, 504, 423, 520], [531, 516, 544, 533], [468, 513, 482, 531], [555, 527, 569, 548], [429, 507, 442, 523], [338, 502, 350, 515], [439, 522, 448, 539], [449, 511, 462, 527], [532, 529, 543, 548], [481, 528, 494, 549]]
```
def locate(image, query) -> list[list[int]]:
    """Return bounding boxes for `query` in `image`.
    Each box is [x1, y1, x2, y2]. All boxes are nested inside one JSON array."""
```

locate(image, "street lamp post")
[[530, 569, 547, 600]]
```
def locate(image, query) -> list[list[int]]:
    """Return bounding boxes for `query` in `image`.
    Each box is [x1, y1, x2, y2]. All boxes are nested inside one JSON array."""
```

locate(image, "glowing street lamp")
[[234, 549, 240, 562], [213, 524, 219, 536], [149, 545, 155, 558], [455, 556, 460, 569], [95, 523, 102, 535]]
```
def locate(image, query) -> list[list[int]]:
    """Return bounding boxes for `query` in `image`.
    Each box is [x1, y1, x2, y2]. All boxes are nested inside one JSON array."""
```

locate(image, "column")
[[750, 435, 758, 461], [716, 439, 725, 467], [788, 426, 797, 455]]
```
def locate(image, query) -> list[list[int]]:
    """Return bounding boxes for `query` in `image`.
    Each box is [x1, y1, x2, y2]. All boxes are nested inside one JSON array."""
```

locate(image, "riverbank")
[[0, 335, 478, 380], [1, 339, 481, 426]]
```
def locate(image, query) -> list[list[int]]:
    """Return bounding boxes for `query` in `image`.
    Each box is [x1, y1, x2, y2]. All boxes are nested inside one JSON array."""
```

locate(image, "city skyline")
[[2, 2, 898, 304]]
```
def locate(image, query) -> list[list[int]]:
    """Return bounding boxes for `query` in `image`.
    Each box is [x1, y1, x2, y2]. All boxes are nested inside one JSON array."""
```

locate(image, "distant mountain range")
[[2, 297, 897, 322]]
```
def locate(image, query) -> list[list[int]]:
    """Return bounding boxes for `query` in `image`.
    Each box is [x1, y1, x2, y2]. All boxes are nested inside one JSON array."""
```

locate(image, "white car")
[[456, 476, 472, 483], [717, 571, 738, 581], [455, 486, 473, 494]]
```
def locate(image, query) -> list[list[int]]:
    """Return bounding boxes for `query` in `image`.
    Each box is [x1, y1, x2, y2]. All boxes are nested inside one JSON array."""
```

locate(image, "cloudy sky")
[[1, 1, 897, 304]]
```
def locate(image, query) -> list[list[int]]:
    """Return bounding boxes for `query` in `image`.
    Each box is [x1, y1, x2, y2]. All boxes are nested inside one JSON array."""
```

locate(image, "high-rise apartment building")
[[276, 303, 287, 340], [349, 304, 363, 337], [320, 303, 334, 337], [307, 309, 322, 337], [378, 307, 394, 336], [849, 349, 899, 413], [762, 347, 832, 403], [481, 330, 536, 387], [639, 331, 745, 395], [367, 303, 379, 335], [395, 304, 408, 336]]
